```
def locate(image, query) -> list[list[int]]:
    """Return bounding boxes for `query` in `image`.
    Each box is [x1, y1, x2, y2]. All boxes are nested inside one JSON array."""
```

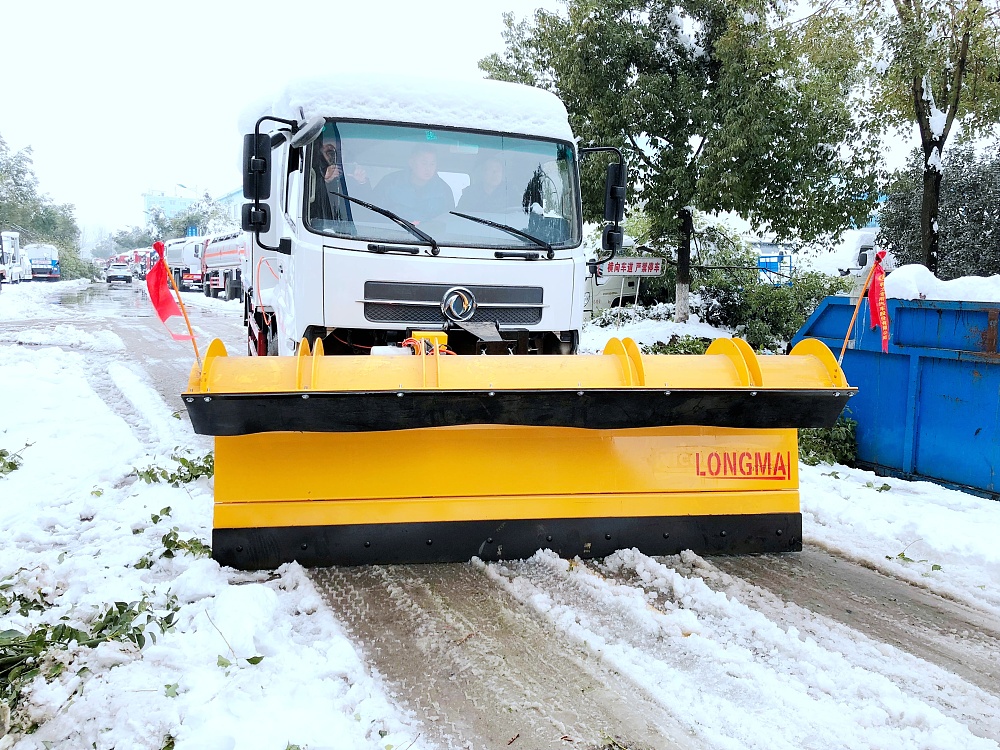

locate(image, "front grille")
[[363, 282, 543, 326]]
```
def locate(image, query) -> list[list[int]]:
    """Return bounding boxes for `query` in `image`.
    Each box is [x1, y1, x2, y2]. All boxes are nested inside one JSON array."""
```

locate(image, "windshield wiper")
[[328, 190, 439, 255], [449, 211, 555, 259]]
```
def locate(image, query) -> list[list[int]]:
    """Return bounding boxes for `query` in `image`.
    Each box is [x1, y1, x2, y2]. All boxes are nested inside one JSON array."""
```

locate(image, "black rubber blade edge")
[[213, 513, 803, 570], [183, 388, 855, 435]]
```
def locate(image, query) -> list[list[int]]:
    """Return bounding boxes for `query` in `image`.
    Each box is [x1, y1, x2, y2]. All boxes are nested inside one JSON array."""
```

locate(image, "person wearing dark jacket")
[[374, 146, 454, 223], [457, 156, 508, 213]]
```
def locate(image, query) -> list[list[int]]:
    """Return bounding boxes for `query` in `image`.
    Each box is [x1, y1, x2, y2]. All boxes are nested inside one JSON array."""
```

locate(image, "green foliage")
[[0, 443, 31, 476], [885, 540, 942, 574], [865, 481, 892, 492], [0, 597, 178, 712], [0, 575, 49, 618], [641, 335, 710, 355], [865, 0, 1000, 133], [135, 527, 211, 569], [698, 266, 851, 351], [218, 654, 265, 670], [589, 302, 674, 328], [860, 0, 1000, 269], [0, 134, 81, 267], [798, 417, 858, 467], [879, 143, 1000, 279], [481, 1, 881, 249], [92, 194, 234, 260], [135, 452, 214, 487]]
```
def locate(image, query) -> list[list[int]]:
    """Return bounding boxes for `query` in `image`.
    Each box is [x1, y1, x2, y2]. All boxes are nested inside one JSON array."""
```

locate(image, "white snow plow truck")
[[180, 74, 855, 570]]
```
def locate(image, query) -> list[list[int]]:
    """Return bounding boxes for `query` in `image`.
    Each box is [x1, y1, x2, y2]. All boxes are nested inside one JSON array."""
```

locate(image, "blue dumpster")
[[792, 296, 1000, 499]]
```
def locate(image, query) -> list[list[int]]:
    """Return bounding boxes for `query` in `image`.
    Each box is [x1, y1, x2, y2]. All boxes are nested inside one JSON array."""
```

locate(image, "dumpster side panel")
[[915, 357, 999, 493], [793, 296, 1000, 499], [846, 349, 909, 471]]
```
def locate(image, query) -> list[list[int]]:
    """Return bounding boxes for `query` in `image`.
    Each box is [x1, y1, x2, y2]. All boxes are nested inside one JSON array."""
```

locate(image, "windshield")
[[305, 121, 580, 249]]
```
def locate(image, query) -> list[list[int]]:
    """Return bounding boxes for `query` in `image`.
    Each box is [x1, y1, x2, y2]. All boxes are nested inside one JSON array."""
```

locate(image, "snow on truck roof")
[[239, 74, 574, 142]]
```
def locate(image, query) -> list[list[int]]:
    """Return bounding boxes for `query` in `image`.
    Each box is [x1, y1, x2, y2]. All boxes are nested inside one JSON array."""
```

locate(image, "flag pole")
[[165, 261, 202, 369], [838, 261, 879, 366]]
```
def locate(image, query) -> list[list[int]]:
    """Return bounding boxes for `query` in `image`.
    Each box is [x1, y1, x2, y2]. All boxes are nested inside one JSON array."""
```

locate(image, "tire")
[[203, 280, 212, 297]]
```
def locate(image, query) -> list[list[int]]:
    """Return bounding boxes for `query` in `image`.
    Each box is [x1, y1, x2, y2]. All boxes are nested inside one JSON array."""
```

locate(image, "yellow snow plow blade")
[[182, 336, 854, 570]]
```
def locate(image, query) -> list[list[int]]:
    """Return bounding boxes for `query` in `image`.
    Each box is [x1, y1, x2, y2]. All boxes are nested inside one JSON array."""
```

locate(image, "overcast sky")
[[2, 0, 559, 240]]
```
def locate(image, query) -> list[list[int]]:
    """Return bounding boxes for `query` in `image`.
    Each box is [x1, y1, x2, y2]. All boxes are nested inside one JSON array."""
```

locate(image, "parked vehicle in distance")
[[839, 229, 896, 295], [105, 263, 133, 284], [164, 237, 203, 291], [1, 231, 27, 284], [201, 230, 246, 301], [24, 243, 60, 280]]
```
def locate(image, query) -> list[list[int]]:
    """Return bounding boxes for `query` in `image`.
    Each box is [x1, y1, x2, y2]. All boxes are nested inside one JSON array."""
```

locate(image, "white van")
[[838, 230, 896, 295], [584, 272, 640, 320]]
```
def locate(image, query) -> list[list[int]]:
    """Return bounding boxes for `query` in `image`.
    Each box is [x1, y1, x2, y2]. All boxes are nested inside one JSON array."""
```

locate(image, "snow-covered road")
[[0, 280, 998, 750]]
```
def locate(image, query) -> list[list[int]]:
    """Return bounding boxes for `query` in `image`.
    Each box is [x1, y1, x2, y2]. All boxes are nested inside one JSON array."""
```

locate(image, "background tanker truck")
[[163, 237, 203, 291], [180, 74, 854, 570], [201, 230, 246, 301]]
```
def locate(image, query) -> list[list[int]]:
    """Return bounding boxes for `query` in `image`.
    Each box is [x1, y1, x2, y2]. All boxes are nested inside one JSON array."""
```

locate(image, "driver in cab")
[[373, 145, 454, 224]]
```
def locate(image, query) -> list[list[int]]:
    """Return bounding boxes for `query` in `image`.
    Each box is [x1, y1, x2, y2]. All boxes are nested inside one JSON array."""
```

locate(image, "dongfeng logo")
[[441, 286, 477, 322]]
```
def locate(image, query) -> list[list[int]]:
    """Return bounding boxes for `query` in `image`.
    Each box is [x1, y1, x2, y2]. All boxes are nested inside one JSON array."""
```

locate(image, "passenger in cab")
[[320, 138, 373, 218], [457, 156, 508, 213], [373, 145, 454, 224]]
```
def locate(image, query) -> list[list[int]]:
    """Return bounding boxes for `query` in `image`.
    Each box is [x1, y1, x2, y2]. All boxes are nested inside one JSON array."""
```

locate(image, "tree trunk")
[[674, 208, 693, 323], [921, 144, 943, 275]]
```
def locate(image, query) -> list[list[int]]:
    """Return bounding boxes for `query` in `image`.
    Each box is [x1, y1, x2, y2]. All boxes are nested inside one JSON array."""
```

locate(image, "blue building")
[[143, 191, 197, 219]]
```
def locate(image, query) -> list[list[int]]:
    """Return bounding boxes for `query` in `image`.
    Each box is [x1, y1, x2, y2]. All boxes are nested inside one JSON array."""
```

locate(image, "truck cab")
[[23, 243, 59, 281], [239, 75, 625, 357]]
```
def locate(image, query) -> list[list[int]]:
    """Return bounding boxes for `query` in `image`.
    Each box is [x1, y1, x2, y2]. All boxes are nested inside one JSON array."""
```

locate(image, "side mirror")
[[242, 202, 271, 233], [243, 133, 272, 200], [601, 224, 623, 253], [289, 116, 326, 148], [603, 162, 627, 224]]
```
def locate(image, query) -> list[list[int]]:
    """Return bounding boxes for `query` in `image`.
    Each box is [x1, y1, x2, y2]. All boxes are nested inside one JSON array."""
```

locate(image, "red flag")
[[146, 242, 191, 341], [867, 250, 890, 353]]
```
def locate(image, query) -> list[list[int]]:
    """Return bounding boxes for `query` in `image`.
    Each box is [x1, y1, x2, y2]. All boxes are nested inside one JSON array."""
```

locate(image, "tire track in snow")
[[310, 563, 700, 750], [480, 550, 999, 750], [704, 549, 1000, 713]]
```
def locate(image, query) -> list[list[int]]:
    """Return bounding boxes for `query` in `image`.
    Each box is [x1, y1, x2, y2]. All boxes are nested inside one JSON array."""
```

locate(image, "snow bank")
[[580, 303, 728, 353], [885, 264, 1000, 303], [240, 73, 574, 142], [0, 279, 90, 321], [0, 345, 426, 749]]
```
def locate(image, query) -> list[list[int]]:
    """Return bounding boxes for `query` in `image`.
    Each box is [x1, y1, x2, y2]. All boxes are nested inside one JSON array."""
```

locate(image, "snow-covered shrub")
[[589, 302, 675, 328], [699, 270, 850, 352], [641, 334, 711, 355]]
